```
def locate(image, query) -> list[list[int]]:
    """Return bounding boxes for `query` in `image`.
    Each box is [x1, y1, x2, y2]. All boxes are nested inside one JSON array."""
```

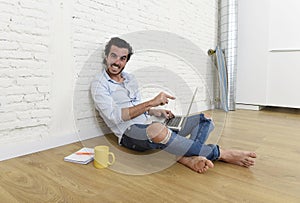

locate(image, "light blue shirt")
[[91, 69, 148, 142]]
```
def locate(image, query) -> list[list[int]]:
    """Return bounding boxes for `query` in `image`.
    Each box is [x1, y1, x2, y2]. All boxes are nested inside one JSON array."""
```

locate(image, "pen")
[[75, 152, 94, 155]]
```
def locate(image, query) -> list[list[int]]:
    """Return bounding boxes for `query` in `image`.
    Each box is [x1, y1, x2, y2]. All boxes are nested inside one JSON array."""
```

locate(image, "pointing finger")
[[166, 93, 176, 100]]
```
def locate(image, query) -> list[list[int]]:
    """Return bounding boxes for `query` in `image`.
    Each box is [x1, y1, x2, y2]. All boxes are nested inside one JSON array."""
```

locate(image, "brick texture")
[[0, 0, 218, 157], [0, 0, 51, 143]]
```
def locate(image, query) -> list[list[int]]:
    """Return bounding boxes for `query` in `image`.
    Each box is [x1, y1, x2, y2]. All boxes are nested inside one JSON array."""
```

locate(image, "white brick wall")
[[73, 0, 218, 140], [0, 0, 218, 160], [0, 0, 51, 146]]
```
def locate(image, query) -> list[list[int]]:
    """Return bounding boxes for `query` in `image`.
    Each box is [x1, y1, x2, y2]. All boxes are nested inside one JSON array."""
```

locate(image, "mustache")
[[111, 63, 120, 68]]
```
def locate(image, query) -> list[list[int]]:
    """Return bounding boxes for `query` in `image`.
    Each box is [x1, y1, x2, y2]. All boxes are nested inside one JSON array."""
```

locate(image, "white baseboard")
[[236, 103, 264, 111], [0, 131, 106, 162]]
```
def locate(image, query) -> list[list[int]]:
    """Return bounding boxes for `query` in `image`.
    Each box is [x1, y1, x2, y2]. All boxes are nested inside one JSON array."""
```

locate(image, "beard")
[[106, 63, 125, 76]]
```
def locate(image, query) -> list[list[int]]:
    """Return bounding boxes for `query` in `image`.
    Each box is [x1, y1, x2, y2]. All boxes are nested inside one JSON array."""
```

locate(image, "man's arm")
[[121, 92, 175, 121]]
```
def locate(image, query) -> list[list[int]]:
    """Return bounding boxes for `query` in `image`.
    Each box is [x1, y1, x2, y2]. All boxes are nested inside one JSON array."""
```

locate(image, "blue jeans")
[[120, 113, 220, 160]]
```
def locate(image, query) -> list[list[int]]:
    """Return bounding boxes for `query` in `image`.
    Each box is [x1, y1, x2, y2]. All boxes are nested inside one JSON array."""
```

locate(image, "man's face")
[[105, 45, 129, 76]]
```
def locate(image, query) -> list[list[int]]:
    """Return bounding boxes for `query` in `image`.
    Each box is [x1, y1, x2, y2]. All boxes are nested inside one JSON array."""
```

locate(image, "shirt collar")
[[102, 69, 129, 84]]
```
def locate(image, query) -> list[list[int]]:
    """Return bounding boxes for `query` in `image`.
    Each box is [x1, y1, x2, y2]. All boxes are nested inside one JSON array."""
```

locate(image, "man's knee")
[[146, 123, 171, 144]]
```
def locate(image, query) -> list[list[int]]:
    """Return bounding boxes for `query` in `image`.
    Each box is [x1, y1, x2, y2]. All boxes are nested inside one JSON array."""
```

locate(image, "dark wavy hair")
[[103, 37, 133, 65]]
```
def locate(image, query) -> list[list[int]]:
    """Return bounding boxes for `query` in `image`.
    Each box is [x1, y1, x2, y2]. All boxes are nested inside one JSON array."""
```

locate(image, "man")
[[91, 37, 256, 173]]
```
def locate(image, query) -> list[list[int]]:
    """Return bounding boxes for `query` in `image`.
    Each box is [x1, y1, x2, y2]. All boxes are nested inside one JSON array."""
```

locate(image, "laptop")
[[164, 88, 198, 131]]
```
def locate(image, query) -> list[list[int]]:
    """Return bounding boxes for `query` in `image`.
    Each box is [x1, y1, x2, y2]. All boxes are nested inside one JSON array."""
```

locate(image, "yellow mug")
[[94, 145, 115, 169]]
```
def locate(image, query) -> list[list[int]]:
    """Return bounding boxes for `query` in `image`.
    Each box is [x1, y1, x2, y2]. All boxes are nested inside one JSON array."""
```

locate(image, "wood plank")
[[0, 108, 299, 202]]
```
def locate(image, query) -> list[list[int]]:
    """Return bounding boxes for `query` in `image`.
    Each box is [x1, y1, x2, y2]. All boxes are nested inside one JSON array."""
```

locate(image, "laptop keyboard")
[[166, 117, 181, 126]]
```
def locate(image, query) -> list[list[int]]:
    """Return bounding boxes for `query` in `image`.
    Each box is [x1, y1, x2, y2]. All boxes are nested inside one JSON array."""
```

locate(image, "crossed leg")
[[146, 122, 257, 173], [147, 123, 214, 173]]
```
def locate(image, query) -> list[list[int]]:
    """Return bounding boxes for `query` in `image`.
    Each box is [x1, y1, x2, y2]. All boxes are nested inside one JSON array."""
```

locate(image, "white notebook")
[[64, 147, 94, 164]]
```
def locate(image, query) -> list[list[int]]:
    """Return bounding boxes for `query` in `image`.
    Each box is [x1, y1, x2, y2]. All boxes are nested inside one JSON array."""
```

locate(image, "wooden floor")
[[0, 108, 300, 202]]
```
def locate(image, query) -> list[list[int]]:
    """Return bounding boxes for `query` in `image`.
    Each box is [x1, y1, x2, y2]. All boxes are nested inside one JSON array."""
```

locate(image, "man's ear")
[[103, 56, 108, 65]]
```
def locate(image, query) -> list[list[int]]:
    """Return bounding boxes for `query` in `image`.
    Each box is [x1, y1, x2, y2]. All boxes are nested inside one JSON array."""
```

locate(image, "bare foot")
[[219, 149, 257, 167], [178, 156, 214, 173]]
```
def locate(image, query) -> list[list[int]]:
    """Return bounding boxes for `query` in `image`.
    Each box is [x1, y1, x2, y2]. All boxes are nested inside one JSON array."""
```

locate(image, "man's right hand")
[[122, 92, 175, 121], [150, 92, 176, 107]]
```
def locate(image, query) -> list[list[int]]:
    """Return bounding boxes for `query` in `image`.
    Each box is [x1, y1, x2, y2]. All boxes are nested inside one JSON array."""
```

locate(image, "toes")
[[241, 158, 255, 167], [179, 156, 214, 174], [242, 161, 251, 167], [198, 169, 204, 173], [245, 157, 255, 165], [249, 152, 257, 158], [198, 166, 209, 173], [206, 160, 214, 168]]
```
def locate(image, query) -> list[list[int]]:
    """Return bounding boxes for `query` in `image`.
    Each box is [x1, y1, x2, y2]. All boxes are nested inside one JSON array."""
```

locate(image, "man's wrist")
[[144, 101, 153, 112]]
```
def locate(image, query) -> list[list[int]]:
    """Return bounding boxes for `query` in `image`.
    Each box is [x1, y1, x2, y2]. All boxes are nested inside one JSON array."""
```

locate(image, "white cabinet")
[[266, 52, 300, 108], [236, 0, 300, 109]]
